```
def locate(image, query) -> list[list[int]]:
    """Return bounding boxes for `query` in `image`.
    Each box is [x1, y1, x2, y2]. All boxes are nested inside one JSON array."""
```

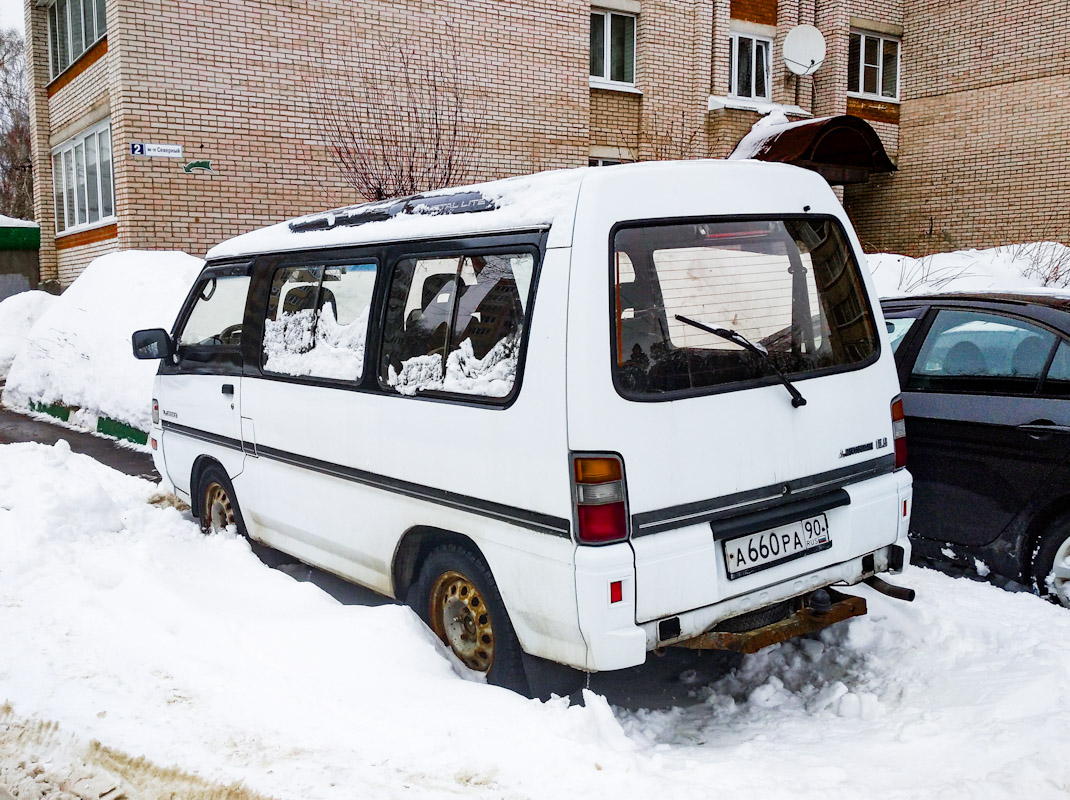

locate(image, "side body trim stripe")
[[161, 421, 571, 538], [632, 455, 896, 537]]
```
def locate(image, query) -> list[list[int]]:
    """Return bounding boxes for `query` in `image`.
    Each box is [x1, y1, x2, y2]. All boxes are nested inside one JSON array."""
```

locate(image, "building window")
[[729, 33, 772, 100], [52, 119, 114, 235], [47, 0, 107, 80], [590, 10, 636, 86], [848, 31, 899, 100], [589, 158, 626, 167]]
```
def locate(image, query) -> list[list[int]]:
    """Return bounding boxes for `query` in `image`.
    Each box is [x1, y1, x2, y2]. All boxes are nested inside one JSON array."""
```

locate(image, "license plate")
[[722, 514, 831, 580]]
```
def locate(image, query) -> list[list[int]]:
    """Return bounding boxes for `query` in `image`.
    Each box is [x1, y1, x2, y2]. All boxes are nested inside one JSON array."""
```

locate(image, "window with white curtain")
[[52, 119, 114, 234], [848, 31, 900, 100], [47, 0, 108, 80]]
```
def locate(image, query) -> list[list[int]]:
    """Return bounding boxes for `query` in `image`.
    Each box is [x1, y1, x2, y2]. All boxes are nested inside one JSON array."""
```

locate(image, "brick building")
[[25, 0, 1070, 284]]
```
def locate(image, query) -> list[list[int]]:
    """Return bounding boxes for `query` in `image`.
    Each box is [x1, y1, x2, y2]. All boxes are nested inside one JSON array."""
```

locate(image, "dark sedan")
[[882, 292, 1070, 607]]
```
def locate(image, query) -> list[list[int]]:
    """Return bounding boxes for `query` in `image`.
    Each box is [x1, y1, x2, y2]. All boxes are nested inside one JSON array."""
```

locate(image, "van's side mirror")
[[132, 328, 174, 360]]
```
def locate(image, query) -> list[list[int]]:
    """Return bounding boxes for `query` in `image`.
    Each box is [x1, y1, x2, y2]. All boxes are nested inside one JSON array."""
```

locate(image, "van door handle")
[[221, 383, 235, 396]]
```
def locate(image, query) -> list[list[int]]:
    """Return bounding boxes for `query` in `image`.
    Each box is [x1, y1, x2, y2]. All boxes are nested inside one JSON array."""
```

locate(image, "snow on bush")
[[868, 243, 1070, 297], [1, 251, 203, 430], [4, 441, 1070, 799], [0, 290, 56, 380]]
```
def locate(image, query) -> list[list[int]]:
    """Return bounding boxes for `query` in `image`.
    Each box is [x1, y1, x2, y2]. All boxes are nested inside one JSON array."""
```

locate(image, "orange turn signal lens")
[[574, 457, 622, 484]]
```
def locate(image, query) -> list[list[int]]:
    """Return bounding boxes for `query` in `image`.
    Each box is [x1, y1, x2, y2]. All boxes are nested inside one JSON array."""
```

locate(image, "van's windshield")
[[613, 217, 878, 399]]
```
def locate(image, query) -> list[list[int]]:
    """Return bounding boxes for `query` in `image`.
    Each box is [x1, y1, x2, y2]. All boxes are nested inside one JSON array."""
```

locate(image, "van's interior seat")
[[943, 340, 987, 375], [282, 285, 337, 320], [399, 273, 462, 361], [461, 278, 523, 359]]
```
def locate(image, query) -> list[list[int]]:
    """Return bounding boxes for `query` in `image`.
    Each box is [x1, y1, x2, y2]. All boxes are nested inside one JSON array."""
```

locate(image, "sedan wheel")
[[1034, 518, 1070, 609]]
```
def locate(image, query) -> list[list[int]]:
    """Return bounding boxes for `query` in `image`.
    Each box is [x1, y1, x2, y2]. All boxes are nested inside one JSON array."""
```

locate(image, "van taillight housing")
[[152, 398, 159, 425], [573, 455, 629, 544], [891, 396, 907, 470]]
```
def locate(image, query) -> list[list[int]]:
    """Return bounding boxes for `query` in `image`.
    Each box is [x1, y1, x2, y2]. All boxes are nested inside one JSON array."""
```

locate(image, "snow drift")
[[0, 290, 56, 380], [3, 441, 1070, 799], [1, 251, 203, 431]]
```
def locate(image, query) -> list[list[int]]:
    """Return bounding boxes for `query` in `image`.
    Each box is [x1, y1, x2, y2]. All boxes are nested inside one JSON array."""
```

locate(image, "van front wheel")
[[197, 465, 243, 536], [410, 544, 529, 694]]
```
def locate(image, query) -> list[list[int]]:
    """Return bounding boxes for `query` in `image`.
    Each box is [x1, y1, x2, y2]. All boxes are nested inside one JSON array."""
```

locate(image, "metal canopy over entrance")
[[729, 114, 896, 185]]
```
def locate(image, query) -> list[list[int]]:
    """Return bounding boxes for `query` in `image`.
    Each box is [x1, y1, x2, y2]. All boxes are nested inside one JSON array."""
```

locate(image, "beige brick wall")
[[56, 236, 120, 284]]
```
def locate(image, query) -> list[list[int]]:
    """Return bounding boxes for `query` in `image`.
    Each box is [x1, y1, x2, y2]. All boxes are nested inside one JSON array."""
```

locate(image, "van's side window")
[[379, 252, 534, 399], [178, 275, 251, 348], [262, 263, 377, 381]]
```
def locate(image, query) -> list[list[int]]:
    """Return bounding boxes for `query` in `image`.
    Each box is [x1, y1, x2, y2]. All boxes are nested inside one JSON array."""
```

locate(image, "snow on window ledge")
[[847, 91, 901, 105], [708, 95, 812, 117]]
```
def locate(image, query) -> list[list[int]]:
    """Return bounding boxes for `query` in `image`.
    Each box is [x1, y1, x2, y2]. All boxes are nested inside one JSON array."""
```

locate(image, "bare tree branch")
[[313, 31, 487, 202], [0, 29, 32, 220]]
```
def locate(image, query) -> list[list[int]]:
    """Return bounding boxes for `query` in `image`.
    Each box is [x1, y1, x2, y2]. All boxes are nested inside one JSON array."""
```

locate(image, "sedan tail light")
[[573, 454, 629, 544], [891, 396, 907, 470]]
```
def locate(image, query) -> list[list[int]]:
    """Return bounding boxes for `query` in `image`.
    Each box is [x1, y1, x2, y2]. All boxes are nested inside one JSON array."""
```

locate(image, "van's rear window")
[[613, 218, 878, 399]]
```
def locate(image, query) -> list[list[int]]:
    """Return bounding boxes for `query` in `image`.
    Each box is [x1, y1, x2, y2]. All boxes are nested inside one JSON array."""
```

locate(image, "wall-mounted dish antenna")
[[783, 25, 827, 76]]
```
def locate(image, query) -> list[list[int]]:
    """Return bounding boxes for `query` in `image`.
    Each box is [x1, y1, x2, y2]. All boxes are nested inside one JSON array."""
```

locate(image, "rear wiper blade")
[[675, 314, 807, 408]]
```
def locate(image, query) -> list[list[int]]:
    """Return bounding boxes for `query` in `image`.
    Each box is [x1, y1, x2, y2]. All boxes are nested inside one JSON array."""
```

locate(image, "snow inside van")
[[133, 160, 914, 696]]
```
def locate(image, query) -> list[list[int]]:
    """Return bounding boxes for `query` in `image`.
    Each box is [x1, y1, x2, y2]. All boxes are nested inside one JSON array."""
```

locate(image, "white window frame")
[[729, 32, 773, 101], [590, 9, 637, 90], [51, 118, 115, 236], [46, 0, 108, 82], [847, 30, 900, 102]]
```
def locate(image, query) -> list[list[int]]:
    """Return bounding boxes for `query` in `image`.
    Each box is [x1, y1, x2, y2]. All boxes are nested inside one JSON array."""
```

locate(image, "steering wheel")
[[218, 324, 243, 346]]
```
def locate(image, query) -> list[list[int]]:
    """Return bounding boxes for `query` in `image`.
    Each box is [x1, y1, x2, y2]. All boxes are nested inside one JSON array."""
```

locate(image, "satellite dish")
[[783, 25, 826, 76]]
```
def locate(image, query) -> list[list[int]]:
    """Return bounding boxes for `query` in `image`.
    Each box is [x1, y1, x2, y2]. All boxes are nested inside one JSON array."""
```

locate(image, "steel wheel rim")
[[429, 570, 494, 672], [1049, 534, 1070, 608], [203, 482, 235, 534]]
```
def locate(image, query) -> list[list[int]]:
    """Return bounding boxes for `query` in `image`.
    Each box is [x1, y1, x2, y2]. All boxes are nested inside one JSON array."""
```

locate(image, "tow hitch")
[[674, 588, 867, 655], [864, 575, 916, 602]]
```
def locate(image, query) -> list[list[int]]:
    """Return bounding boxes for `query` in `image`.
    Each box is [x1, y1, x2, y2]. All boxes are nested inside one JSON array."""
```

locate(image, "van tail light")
[[573, 454, 629, 545], [152, 399, 159, 425], [891, 396, 907, 470]]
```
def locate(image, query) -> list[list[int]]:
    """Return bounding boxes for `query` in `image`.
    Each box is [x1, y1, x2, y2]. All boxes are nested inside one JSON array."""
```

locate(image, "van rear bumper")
[[578, 538, 909, 672]]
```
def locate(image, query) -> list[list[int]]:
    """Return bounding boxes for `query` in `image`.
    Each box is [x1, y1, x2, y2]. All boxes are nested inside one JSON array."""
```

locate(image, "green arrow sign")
[[183, 159, 214, 173]]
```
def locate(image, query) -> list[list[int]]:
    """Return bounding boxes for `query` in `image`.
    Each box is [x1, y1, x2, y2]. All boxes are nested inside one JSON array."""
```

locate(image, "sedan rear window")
[[613, 218, 878, 399]]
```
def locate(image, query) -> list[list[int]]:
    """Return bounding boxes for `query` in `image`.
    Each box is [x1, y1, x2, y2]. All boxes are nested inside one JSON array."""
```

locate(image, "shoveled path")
[[0, 402, 158, 481]]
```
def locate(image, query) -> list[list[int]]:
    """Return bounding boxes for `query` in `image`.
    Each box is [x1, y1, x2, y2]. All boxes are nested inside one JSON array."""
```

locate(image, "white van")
[[133, 161, 913, 695]]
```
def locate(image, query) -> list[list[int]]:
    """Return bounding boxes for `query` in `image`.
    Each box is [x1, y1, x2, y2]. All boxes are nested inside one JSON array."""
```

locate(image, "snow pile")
[[4, 442, 1070, 798], [728, 111, 832, 161], [387, 335, 519, 397], [0, 214, 39, 228], [2, 251, 203, 430], [869, 242, 1070, 298], [0, 290, 56, 380]]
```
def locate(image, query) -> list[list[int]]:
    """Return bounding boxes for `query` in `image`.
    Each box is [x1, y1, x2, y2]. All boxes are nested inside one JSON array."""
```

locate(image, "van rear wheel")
[[410, 544, 529, 695]]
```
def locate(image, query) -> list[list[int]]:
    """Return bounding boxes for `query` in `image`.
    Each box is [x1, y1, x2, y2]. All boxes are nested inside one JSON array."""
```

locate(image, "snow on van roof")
[[206, 168, 589, 261], [206, 160, 829, 261]]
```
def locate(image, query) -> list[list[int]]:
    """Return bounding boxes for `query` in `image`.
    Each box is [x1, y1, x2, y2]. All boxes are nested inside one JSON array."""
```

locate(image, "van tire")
[[197, 465, 245, 536], [409, 544, 530, 695], [196, 465, 290, 568], [1033, 515, 1070, 608]]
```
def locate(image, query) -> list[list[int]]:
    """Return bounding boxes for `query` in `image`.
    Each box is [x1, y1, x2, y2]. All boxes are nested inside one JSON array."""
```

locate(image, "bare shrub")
[[314, 33, 487, 202], [638, 110, 702, 162], [893, 254, 975, 293], [1006, 241, 1070, 288]]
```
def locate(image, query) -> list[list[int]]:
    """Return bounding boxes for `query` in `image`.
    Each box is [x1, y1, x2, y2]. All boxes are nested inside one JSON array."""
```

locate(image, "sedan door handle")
[[221, 383, 235, 396], [1017, 420, 1070, 436]]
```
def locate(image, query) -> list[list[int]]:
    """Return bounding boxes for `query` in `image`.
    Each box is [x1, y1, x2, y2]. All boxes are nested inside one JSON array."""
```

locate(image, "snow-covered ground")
[[2, 252, 202, 431], [0, 291, 55, 381], [3, 441, 1070, 799]]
